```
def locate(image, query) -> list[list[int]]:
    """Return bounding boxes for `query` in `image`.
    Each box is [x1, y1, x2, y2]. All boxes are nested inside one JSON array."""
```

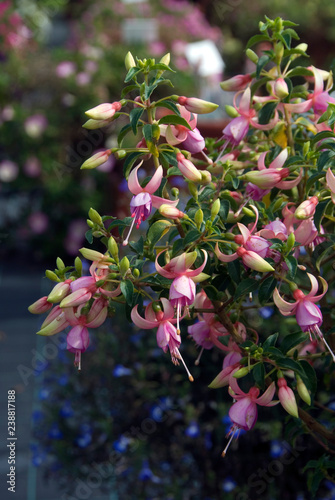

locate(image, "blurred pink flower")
[[28, 212, 49, 234], [23, 157, 41, 177], [56, 61, 76, 78], [24, 114, 48, 138], [0, 160, 18, 182]]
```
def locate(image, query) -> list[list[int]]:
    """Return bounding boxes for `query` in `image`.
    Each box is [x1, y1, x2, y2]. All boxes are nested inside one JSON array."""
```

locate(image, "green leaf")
[[155, 100, 180, 115], [198, 186, 215, 202], [286, 67, 313, 78], [256, 55, 270, 78], [203, 285, 219, 301], [142, 123, 153, 144], [285, 255, 297, 280], [147, 220, 171, 249], [124, 66, 141, 83], [117, 124, 132, 147], [129, 236, 144, 256], [314, 200, 330, 231], [219, 200, 230, 221], [144, 82, 158, 101], [120, 279, 134, 306], [158, 114, 192, 130], [85, 230, 93, 244], [276, 358, 306, 378], [227, 260, 240, 284], [258, 276, 277, 305], [246, 34, 270, 50], [183, 229, 201, 247], [121, 84, 139, 98], [258, 101, 277, 125], [123, 152, 143, 179], [159, 150, 178, 168], [129, 107, 144, 135], [235, 278, 259, 300], [262, 332, 279, 350], [280, 331, 308, 354], [311, 130, 335, 146], [167, 166, 182, 177], [150, 63, 175, 72], [306, 172, 325, 193], [253, 363, 265, 390], [107, 217, 133, 232]]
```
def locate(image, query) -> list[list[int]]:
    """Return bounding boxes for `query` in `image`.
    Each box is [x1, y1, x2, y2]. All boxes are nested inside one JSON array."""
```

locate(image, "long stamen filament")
[[222, 432, 234, 457], [175, 348, 194, 382], [195, 347, 204, 366]]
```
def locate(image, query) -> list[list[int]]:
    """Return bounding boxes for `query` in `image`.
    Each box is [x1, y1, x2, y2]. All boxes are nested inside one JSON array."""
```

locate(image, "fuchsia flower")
[[277, 376, 299, 418], [306, 66, 335, 114], [326, 168, 335, 203], [177, 96, 218, 114], [60, 262, 121, 308], [273, 273, 335, 361], [131, 298, 193, 381], [176, 153, 202, 181], [221, 87, 279, 148], [155, 250, 208, 332], [220, 74, 252, 92], [282, 204, 318, 247], [258, 219, 288, 241], [123, 164, 179, 245], [222, 376, 277, 456], [63, 298, 108, 370], [215, 206, 274, 272], [160, 105, 205, 153]]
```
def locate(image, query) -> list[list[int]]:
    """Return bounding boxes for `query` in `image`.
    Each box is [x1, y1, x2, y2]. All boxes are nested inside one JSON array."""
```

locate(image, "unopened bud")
[[86, 219, 94, 228], [114, 149, 127, 160], [108, 236, 119, 260], [278, 376, 299, 418], [286, 231, 295, 253], [56, 257, 65, 270], [211, 199, 220, 220], [159, 204, 185, 220], [152, 123, 160, 141], [176, 153, 202, 182], [159, 53, 170, 66], [303, 141, 310, 157], [125, 51, 136, 70], [220, 74, 252, 92], [28, 296, 53, 314], [81, 149, 111, 170], [171, 187, 179, 199], [233, 367, 249, 378], [200, 171, 212, 184], [79, 248, 107, 262], [75, 257, 82, 274], [195, 209, 203, 228], [274, 78, 289, 98], [296, 375, 311, 406], [188, 182, 198, 200], [246, 48, 259, 64], [45, 270, 59, 282], [89, 207, 103, 225], [85, 101, 122, 121], [133, 268, 140, 278], [120, 256, 130, 277], [225, 105, 240, 118], [275, 42, 284, 63], [294, 196, 318, 220], [177, 96, 218, 114]]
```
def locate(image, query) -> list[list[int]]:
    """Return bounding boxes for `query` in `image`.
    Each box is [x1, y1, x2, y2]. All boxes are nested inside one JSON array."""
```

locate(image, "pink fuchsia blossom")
[[177, 96, 218, 114], [176, 153, 202, 181], [326, 168, 335, 203], [160, 105, 205, 153], [155, 250, 208, 332], [273, 274, 334, 362], [294, 196, 318, 220], [131, 299, 193, 381], [220, 74, 252, 92], [63, 298, 108, 370], [179, 128, 206, 154], [85, 101, 122, 121], [245, 182, 271, 202], [277, 376, 299, 418], [56, 61, 76, 78], [36, 306, 70, 337], [222, 376, 277, 456], [159, 204, 186, 220], [256, 149, 302, 190], [258, 219, 288, 241], [60, 262, 121, 308], [306, 66, 335, 114], [123, 164, 179, 246]]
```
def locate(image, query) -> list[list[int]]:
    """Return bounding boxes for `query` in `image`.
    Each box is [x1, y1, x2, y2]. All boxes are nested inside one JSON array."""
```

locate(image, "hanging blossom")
[[222, 376, 277, 456], [273, 273, 335, 362], [215, 206, 274, 272], [123, 163, 179, 246], [155, 250, 208, 334], [159, 104, 205, 154], [326, 168, 335, 203], [282, 204, 318, 247], [63, 298, 108, 370], [208, 335, 246, 388], [131, 298, 193, 381]]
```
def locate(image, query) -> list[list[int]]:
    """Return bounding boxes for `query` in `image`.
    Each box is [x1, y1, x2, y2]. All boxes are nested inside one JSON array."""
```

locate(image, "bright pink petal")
[[131, 304, 158, 329], [100, 284, 121, 298], [151, 194, 179, 209], [156, 322, 170, 348], [238, 87, 251, 114], [305, 273, 328, 302], [237, 223, 251, 245], [62, 307, 79, 326], [165, 124, 187, 145], [310, 66, 323, 95], [144, 165, 163, 193], [215, 243, 237, 262], [60, 289, 92, 308], [71, 276, 95, 292], [185, 250, 208, 277], [161, 297, 175, 320], [67, 325, 89, 352], [229, 374, 247, 397], [276, 168, 303, 190], [155, 251, 176, 279], [170, 275, 196, 302], [283, 100, 313, 113], [86, 299, 108, 327], [257, 151, 267, 170], [256, 382, 277, 406], [270, 148, 288, 169], [273, 288, 296, 315], [229, 398, 258, 430], [128, 164, 143, 195]]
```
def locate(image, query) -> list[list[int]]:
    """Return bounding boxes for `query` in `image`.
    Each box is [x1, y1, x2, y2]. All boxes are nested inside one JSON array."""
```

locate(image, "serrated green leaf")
[[235, 278, 259, 300], [150, 63, 175, 72], [158, 114, 192, 130], [258, 276, 277, 305], [120, 279, 134, 306], [280, 331, 308, 354], [129, 107, 144, 135], [198, 186, 215, 202]]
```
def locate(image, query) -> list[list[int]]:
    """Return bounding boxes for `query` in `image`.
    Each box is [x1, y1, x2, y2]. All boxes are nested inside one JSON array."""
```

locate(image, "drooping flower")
[[160, 105, 205, 153], [273, 274, 334, 361], [306, 66, 335, 114], [123, 164, 179, 245], [326, 168, 335, 203], [222, 376, 277, 456], [277, 375, 299, 418], [131, 298, 193, 381]]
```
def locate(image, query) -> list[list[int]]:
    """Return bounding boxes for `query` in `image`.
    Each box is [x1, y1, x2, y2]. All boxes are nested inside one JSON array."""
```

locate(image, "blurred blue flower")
[[48, 424, 63, 440], [32, 410, 45, 423], [59, 401, 74, 418], [138, 460, 161, 483], [113, 435, 131, 453], [328, 401, 335, 411], [204, 431, 213, 450], [58, 374, 69, 386], [31, 450, 47, 467], [38, 387, 51, 400], [113, 364, 133, 377], [76, 433, 92, 448], [149, 405, 164, 422], [270, 440, 285, 458], [185, 421, 200, 438], [259, 306, 274, 319], [222, 477, 237, 492]]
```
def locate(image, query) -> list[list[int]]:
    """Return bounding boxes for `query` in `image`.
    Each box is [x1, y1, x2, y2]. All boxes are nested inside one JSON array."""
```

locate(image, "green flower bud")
[[108, 236, 119, 261], [125, 51, 136, 70], [45, 270, 59, 282], [188, 182, 198, 200], [75, 257, 82, 274], [159, 53, 170, 66], [246, 48, 259, 64], [171, 187, 179, 199], [152, 301, 162, 313], [296, 375, 311, 406], [195, 209, 203, 229], [88, 208, 103, 226], [286, 232, 295, 253], [56, 257, 65, 270], [114, 149, 127, 160], [211, 199, 220, 220], [303, 141, 310, 157], [233, 367, 250, 379], [225, 105, 239, 118], [86, 219, 95, 228], [133, 268, 140, 278], [120, 256, 130, 277]]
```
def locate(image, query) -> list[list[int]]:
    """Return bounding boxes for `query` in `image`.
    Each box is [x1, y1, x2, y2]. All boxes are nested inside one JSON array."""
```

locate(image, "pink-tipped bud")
[[274, 78, 289, 99], [177, 96, 218, 114], [28, 296, 53, 314], [37, 307, 69, 336], [176, 153, 202, 182], [237, 247, 275, 272], [294, 196, 318, 220], [81, 149, 111, 170], [159, 204, 185, 220], [220, 74, 252, 92], [243, 168, 289, 189], [47, 279, 73, 303], [85, 101, 122, 120], [278, 377, 299, 418]]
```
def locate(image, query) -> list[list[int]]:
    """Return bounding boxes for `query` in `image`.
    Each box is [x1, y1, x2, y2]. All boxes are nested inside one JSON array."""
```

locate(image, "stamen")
[[123, 213, 137, 246], [176, 302, 181, 335], [74, 350, 82, 371], [174, 348, 194, 382], [195, 347, 204, 366], [222, 432, 234, 457]]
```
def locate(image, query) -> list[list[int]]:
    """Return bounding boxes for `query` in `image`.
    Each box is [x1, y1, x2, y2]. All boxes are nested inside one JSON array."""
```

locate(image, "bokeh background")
[[1, 1, 335, 499]]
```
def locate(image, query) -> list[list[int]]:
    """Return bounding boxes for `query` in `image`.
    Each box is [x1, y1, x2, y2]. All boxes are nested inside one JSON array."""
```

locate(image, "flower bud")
[[220, 74, 252, 92], [233, 366, 249, 378], [159, 204, 185, 220], [176, 153, 202, 182], [275, 42, 284, 63], [277, 377, 299, 418], [171, 187, 179, 199], [225, 105, 240, 118], [108, 236, 119, 261], [81, 150, 111, 170], [159, 53, 170, 66], [75, 257, 82, 274], [114, 149, 127, 159], [120, 256, 130, 277], [195, 209, 203, 228], [82, 118, 114, 129], [79, 248, 107, 262], [125, 51, 136, 70], [85, 102, 122, 120], [87, 220, 94, 228], [47, 279, 73, 303], [200, 171, 212, 184], [177, 96, 218, 114], [45, 270, 59, 282], [133, 268, 140, 278], [211, 199, 220, 220], [274, 78, 289, 99], [286, 231, 295, 253], [246, 48, 259, 64], [243, 168, 289, 189], [28, 296, 53, 314], [236, 247, 275, 272], [296, 375, 311, 406], [89, 207, 103, 226], [294, 196, 318, 220], [188, 182, 198, 200]]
